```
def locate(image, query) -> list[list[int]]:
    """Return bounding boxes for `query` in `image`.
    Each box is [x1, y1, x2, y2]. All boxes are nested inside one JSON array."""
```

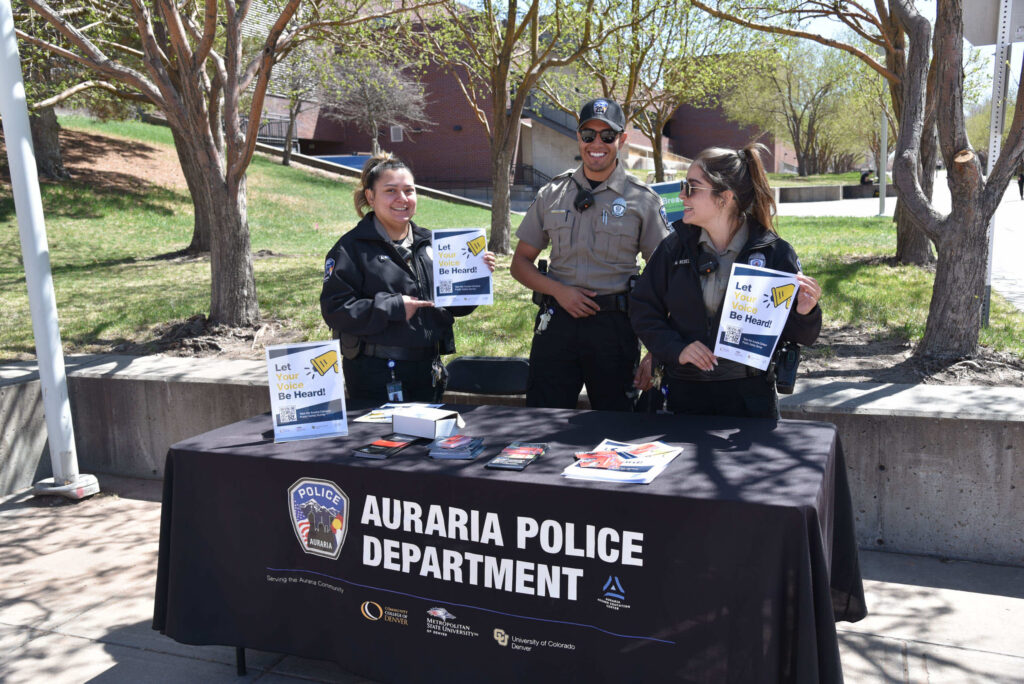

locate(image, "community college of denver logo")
[[288, 478, 349, 560]]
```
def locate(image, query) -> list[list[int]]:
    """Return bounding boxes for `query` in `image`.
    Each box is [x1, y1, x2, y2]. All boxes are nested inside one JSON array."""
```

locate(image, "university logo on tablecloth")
[[288, 478, 349, 560]]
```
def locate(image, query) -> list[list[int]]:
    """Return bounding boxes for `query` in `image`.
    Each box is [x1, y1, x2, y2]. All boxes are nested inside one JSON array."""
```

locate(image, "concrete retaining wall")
[[780, 381, 1023, 567], [2, 356, 1021, 566]]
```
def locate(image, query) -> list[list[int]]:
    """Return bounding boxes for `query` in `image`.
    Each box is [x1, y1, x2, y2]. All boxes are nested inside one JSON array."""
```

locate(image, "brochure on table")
[[561, 439, 682, 484], [266, 340, 347, 442], [431, 228, 493, 307], [713, 264, 800, 371]]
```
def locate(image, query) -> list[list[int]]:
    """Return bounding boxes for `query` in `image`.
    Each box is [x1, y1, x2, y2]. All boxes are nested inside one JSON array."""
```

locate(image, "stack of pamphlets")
[[485, 442, 548, 471], [561, 439, 682, 484], [429, 434, 485, 460], [352, 433, 426, 459]]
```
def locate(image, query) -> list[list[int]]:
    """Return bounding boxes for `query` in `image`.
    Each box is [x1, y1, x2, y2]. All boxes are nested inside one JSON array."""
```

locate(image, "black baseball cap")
[[577, 99, 625, 132]]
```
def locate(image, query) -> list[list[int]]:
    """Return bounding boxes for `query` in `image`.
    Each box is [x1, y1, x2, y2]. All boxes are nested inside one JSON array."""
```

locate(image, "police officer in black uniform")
[[629, 144, 822, 418], [321, 154, 495, 402], [510, 99, 670, 410]]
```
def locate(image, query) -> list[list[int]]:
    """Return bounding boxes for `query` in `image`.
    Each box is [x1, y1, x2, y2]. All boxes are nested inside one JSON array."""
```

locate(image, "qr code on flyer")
[[439, 279, 453, 295], [279, 406, 297, 423], [723, 326, 742, 344]]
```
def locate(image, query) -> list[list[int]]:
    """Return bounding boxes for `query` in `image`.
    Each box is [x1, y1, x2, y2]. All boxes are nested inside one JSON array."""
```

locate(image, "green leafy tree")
[[14, 0, 441, 326], [12, 1, 144, 179], [722, 41, 854, 176], [409, 0, 647, 254]]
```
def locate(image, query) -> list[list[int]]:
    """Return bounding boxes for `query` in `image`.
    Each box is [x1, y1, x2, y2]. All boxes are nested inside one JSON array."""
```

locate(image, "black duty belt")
[[541, 291, 630, 314], [361, 343, 437, 361], [588, 292, 630, 313]]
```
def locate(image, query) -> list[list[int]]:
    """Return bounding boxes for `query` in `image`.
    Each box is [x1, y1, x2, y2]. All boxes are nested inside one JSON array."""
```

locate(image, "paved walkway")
[[776, 173, 1024, 313], [2, 475, 1022, 682]]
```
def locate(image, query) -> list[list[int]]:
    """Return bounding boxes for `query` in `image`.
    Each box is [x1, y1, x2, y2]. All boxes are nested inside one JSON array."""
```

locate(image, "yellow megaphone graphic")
[[467, 235, 486, 256], [770, 283, 796, 309], [310, 349, 339, 376]]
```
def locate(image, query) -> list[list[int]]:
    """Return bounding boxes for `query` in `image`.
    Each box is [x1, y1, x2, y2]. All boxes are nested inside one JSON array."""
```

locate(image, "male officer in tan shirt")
[[510, 98, 670, 410]]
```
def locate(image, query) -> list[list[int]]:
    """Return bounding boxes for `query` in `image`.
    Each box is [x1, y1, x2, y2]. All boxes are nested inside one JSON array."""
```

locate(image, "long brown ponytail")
[[693, 143, 778, 233]]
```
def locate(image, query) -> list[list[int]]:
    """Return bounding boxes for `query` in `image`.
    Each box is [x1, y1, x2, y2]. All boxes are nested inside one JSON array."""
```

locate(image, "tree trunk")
[[916, 211, 987, 359], [488, 147, 513, 254], [283, 100, 298, 166], [170, 127, 213, 253], [29, 107, 69, 180], [895, 126, 937, 265], [209, 173, 259, 326], [894, 200, 934, 264], [652, 131, 665, 183]]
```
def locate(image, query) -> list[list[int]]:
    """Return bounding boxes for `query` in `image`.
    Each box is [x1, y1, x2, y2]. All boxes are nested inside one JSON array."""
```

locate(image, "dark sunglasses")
[[579, 128, 619, 144], [680, 179, 714, 198]]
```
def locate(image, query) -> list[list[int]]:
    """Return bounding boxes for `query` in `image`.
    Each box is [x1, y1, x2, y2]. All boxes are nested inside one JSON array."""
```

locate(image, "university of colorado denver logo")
[[288, 478, 349, 559]]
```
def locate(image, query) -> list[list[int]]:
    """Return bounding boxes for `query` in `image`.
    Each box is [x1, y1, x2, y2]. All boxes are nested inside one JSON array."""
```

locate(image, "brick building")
[[667, 102, 797, 173]]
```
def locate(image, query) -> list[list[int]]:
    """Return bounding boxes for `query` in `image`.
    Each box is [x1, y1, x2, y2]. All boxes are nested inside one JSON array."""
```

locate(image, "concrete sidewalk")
[[1, 476, 1022, 682]]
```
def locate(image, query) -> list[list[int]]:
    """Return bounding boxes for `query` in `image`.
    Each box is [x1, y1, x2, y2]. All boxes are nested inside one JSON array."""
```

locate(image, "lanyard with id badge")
[[385, 359, 404, 401]]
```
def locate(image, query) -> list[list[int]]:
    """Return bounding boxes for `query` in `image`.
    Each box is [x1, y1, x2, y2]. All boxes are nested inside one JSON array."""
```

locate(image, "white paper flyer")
[[266, 340, 347, 442], [431, 228, 493, 307], [713, 264, 801, 371]]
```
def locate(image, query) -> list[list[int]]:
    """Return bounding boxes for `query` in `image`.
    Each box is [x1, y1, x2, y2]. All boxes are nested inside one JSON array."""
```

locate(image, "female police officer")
[[629, 144, 822, 418], [320, 153, 495, 402]]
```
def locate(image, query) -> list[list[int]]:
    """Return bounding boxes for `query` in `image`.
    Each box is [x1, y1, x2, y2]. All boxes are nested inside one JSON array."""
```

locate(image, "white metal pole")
[[0, 0, 98, 499], [984, 0, 1013, 326]]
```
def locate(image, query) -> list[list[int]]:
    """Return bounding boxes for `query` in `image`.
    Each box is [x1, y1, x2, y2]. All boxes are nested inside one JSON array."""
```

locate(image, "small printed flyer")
[[431, 228, 493, 307], [266, 340, 347, 442], [713, 264, 801, 371]]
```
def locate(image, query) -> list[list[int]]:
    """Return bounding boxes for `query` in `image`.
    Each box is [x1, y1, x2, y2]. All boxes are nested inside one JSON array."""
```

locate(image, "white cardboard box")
[[392, 406, 462, 439]]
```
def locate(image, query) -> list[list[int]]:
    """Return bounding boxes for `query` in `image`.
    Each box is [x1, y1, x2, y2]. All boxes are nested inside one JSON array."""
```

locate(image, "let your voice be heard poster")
[[266, 340, 347, 442], [431, 228, 493, 307], [713, 264, 800, 371]]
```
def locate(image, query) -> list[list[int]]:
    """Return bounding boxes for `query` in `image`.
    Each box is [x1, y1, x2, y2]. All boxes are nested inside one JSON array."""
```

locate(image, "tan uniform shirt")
[[515, 161, 670, 295], [698, 221, 749, 317]]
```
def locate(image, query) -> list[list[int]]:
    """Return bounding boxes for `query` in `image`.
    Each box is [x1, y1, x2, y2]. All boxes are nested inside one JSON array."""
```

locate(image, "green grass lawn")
[[1, 117, 1021, 361]]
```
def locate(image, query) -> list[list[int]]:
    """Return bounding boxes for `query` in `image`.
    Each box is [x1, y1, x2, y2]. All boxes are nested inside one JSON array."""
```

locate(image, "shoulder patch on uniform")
[[323, 257, 335, 281]]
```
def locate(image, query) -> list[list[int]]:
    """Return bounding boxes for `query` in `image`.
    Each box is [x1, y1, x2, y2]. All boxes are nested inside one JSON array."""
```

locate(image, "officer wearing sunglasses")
[[629, 144, 822, 419], [510, 98, 671, 411]]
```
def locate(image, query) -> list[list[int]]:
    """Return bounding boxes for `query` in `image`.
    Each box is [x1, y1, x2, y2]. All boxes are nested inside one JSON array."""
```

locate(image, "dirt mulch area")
[[801, 326, 1024, 387], [1, 127, 186, 194]]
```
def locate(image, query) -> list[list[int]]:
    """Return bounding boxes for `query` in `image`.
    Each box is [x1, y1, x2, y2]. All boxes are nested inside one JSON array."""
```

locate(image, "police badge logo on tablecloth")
[[748, 252, 766, 268], [611, 197, 627, 217], [288, 478, 349, 559]]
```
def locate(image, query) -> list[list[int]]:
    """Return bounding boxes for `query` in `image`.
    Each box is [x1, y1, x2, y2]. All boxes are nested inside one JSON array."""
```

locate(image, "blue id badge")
[[386, 360, 404, 401]]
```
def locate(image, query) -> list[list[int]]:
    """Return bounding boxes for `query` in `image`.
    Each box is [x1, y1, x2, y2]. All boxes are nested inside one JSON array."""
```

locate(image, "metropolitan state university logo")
[[288, 478, 349, 560]]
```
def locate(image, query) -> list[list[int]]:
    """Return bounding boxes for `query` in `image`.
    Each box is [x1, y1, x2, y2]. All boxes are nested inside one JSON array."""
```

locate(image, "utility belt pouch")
[[531, 259, 549, 307], [339, 334, 362, 360], [772, 341, 801, 394]]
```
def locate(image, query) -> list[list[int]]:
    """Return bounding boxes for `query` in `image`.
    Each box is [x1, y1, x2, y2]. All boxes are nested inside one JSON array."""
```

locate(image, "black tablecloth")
[[153, 404, 865, 683]]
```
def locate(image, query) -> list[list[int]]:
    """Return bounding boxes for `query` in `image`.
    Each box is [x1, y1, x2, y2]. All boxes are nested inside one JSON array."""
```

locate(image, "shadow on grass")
[[0, 130, 191, 221], [814, 255, 932, 324]]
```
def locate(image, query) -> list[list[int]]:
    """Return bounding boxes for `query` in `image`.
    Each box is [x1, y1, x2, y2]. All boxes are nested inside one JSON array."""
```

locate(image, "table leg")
[[236, 647, 246, 676]]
